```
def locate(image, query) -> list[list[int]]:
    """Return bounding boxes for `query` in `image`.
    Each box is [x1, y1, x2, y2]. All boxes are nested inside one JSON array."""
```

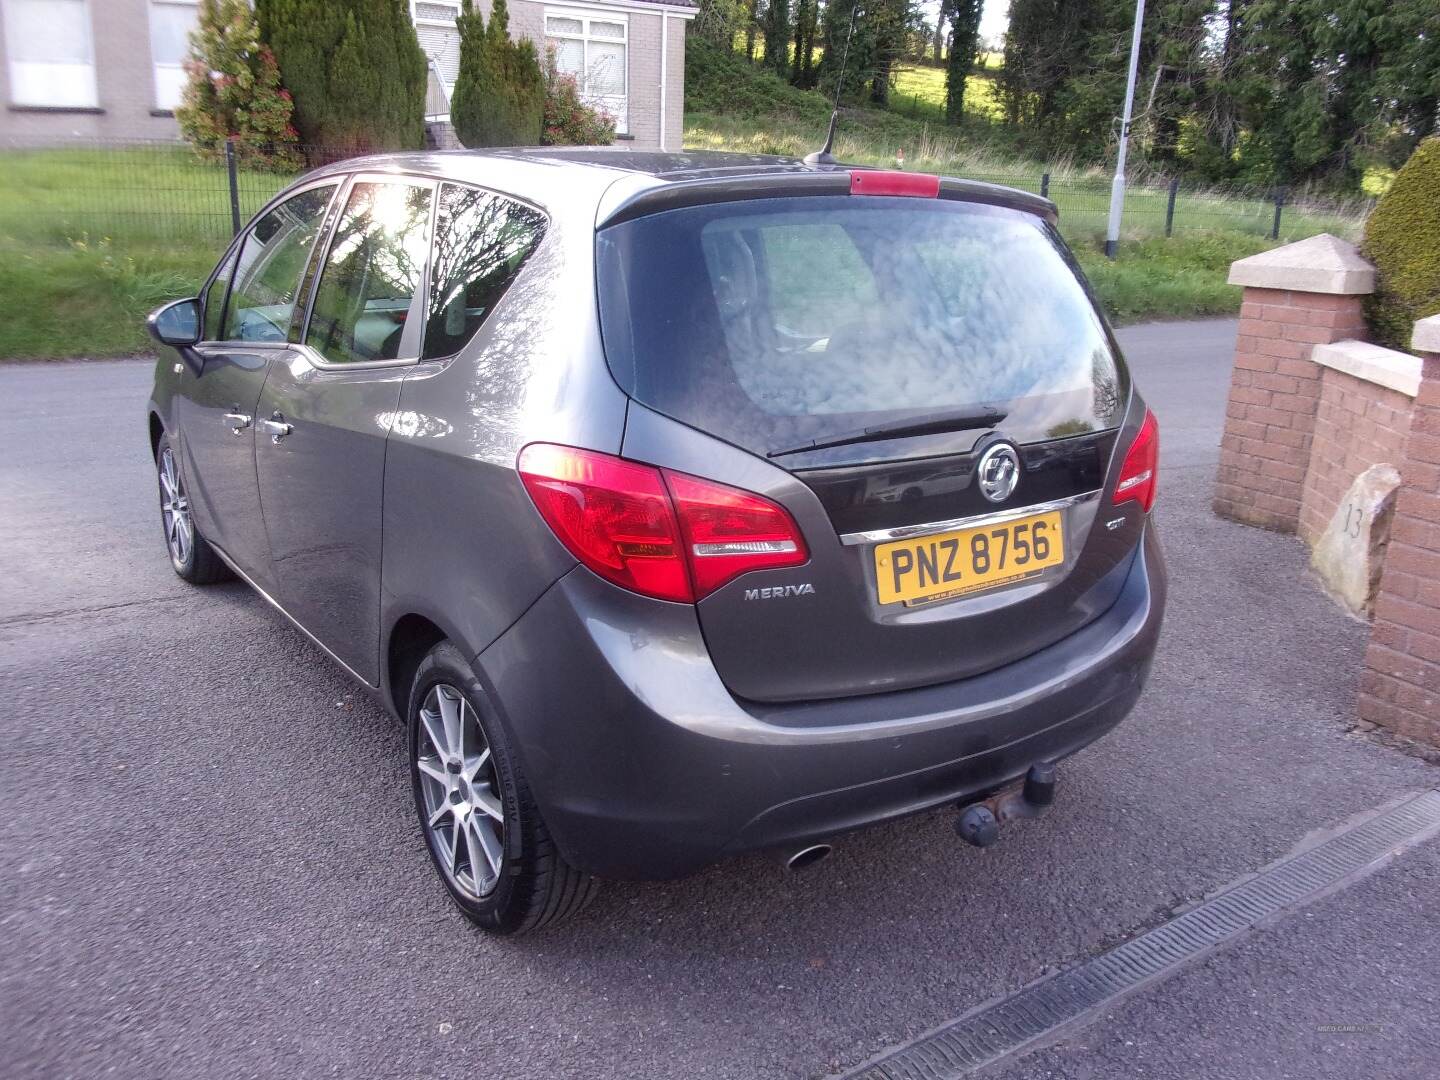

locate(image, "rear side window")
[[224, 185, 335, 342], [305, 181, 434, 365], [422, 183, 546, 359], [596, 198, 1124, 459]]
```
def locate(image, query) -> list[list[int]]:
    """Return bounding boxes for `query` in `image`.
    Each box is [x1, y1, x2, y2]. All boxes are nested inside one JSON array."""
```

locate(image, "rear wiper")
[[767, 406, 1007, 459]]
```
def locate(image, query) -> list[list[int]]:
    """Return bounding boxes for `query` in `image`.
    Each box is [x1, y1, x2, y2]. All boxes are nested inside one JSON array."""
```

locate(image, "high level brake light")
[[1114, 409, 1159, 512], [849, 171, 940, 198], [517, 444, 808, 603]]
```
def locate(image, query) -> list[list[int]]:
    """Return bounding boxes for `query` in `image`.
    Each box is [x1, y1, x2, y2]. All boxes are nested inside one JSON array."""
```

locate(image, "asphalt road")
[[2, 320, 1436, 1079]]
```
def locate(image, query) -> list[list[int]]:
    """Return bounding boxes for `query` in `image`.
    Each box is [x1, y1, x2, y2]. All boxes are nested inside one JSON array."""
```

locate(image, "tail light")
[[1114, 409, 1159, 512], [517, 444, 808, 603]]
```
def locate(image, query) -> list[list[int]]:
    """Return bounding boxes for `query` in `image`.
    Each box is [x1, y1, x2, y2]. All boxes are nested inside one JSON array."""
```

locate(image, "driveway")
[[2, 320, 1435, 1079]]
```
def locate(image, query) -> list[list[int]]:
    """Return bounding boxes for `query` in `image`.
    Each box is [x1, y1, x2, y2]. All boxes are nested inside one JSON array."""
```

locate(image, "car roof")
[[301, 147, 1056, 226], [309, 147, 818, 182]]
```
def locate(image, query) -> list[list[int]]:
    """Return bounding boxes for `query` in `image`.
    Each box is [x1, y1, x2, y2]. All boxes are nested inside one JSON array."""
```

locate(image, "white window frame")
[[149, 0, 199, 112], [544, 7, 628, 135], [3, 0, 99, 109]]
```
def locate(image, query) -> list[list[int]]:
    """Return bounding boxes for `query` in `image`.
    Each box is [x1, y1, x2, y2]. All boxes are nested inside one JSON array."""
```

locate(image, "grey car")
[[145, 148, 1166, 934]]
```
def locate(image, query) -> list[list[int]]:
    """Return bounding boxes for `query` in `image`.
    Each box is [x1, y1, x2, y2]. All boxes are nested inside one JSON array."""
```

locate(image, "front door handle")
[[261, 415, 293, 443], [224, 411, 252, 434]]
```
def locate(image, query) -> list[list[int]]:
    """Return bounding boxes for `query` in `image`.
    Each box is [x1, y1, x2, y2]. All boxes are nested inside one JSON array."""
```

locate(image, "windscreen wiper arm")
[[767, 406, 1008, 459]]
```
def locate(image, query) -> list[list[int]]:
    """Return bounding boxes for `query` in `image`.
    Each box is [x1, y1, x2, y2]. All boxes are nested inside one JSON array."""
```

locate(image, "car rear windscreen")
[[596, 196, 1125, 462]]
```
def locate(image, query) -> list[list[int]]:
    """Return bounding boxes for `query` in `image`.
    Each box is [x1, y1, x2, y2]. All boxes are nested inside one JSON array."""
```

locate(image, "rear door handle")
[[261, 415, 293, 442], [224, 411, 252, 433]]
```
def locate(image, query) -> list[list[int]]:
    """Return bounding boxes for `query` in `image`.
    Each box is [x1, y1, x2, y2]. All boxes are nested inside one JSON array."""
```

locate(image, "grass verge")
[[0, 144, 289, 359]]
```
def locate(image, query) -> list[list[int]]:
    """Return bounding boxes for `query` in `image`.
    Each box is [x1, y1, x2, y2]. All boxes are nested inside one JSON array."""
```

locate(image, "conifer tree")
[[450, 0, 545, 147], [255, 0, 426, 155]]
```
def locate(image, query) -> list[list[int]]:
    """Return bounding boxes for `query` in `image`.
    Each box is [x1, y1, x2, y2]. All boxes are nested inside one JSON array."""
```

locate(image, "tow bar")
[[955, 763, 1058, 848]]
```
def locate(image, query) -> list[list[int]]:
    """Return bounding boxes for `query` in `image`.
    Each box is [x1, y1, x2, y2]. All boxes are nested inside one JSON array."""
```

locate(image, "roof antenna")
[[804, 1, 861, 167]]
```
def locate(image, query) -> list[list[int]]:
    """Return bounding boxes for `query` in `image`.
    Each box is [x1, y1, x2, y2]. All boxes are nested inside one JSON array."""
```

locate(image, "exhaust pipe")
[[784, 843, 833, 871]]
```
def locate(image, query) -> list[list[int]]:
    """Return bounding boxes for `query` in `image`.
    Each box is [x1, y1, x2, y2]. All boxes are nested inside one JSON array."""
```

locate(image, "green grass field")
[[890, 62, 1005, 124], [0, 144, 294, 358]]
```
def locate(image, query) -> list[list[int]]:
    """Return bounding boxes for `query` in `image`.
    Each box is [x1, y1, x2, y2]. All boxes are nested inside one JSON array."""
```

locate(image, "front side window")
[[597, 198, 1125, 460], [423, 184, 546, 360], [149, 0, 199, 111], [3, 0, 97, 108], [224, 185, 336, 343], [544, 10, 627, 133], [305, 182, 434, 365], [202, 247, 238, 341]]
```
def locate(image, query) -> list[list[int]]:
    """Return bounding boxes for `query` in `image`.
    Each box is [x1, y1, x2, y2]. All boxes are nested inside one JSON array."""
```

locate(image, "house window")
[[544, 8, 627, 134], [149, 0, 199, 112], [3, 0, 98, 108], [412, 0, 462, 113]]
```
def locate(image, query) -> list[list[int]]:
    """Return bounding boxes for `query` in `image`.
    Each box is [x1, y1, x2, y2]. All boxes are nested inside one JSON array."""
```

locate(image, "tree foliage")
[[761, 0, 791, 77], [255, 0, 426, 155], [944, 0, 982, 124], [1210, 0, 1439, 187], [699, 0, 1438, 192], [450, 0, 545, 147], [816, 0, 913, 106], [790, 0, 820, 89], [177, 0, 301, 169], [990, 0, 1439, 187], [1363, 137, 1440, 349]]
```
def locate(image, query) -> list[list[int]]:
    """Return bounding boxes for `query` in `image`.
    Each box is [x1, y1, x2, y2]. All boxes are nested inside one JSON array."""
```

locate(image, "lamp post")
[[1105, 0, 1147, 260]]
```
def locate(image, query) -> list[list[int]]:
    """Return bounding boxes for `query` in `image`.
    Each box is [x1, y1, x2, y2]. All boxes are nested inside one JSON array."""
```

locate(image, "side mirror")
[[147, 298, 202, 347]]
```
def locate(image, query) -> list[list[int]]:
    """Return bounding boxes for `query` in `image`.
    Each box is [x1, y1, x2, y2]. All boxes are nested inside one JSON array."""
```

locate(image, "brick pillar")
[[1360, 315, 1440, 747], [1213, 235, 1376, 532]]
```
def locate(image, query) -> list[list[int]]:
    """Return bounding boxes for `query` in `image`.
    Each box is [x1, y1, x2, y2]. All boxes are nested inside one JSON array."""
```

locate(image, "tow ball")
[[955, 763, 1058, 848]]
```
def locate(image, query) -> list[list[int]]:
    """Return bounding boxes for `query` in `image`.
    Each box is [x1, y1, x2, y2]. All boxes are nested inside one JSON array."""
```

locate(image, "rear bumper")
[[477, 525, 1166, 880]]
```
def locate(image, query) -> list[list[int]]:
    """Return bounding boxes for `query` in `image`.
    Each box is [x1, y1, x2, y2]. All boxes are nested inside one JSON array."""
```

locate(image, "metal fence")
[[0, 139, 331, 249], [0, 137, 1369, 254]]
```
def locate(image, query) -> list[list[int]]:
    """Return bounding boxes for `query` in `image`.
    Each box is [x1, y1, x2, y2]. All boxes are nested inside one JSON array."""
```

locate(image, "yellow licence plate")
[[874, 510, 1065, 607]]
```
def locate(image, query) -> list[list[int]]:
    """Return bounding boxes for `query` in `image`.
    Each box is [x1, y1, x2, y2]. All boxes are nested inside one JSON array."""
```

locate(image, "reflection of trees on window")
[[423, 184, 546, 360], [1090, 347, 1122, 423], [224, 185, 334, 341], [305, 183, 433, 365]]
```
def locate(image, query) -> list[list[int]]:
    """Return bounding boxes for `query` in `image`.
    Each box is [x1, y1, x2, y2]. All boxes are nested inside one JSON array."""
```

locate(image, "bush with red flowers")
[[540, 48, 616, 146], [176, 0, 301, 170]]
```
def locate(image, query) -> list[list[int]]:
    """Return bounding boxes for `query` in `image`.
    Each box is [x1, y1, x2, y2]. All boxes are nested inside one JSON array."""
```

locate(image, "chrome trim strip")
[[210, 545, 376, 688], [292, 342, 422, 373], [838, 490, 1102, 546]]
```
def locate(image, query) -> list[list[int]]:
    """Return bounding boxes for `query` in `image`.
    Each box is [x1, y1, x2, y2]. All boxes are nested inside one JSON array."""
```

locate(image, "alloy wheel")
[[157, 446, 193, 567], [415, 683, 506, 899]]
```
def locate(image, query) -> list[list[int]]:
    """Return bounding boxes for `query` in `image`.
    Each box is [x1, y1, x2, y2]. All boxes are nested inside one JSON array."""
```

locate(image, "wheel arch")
[[385, 613, 450, 720], [148, 410, 165, 460]]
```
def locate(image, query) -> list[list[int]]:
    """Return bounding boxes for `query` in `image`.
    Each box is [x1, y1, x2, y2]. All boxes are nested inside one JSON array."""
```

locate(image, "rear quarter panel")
[[380, 188, 627, 672]]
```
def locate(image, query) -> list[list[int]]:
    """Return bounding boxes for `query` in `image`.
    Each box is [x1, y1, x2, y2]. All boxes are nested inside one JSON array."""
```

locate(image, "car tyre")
[[407, 641, 598, 934], [155, 432, 231, 585]]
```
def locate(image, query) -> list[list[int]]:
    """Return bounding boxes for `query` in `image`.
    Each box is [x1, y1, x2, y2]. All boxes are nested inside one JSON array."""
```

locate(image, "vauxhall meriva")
[[145, 149, 1166, 934]]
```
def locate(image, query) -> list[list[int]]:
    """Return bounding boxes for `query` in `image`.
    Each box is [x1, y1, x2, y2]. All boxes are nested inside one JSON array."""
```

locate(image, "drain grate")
[[840, 789, 1440, 1080]]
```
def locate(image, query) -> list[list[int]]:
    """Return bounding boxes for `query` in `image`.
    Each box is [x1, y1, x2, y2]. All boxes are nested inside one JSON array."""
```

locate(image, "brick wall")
[[510, 1, 688, 151], [1, 0, 182, 143], [1299, 368, 1414, 546], [1360, 349, 1440, 746], [1214, 287, 1369, 531]]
